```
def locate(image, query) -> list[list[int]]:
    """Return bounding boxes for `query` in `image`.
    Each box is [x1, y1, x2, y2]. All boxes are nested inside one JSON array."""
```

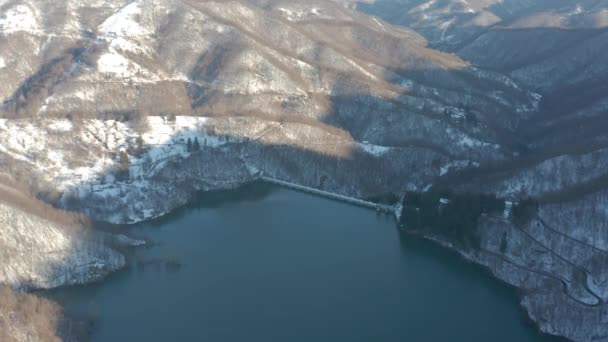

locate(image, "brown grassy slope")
[[0, 175, 89, 230], [0, 285, 63, 342]]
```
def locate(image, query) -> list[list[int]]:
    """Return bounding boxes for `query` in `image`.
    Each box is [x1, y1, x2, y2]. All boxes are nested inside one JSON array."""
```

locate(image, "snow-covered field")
[[0, 4, 42, 35]]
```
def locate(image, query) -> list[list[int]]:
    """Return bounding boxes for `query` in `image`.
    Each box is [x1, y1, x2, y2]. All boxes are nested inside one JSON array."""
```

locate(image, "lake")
[[51, 182, 560, 342]]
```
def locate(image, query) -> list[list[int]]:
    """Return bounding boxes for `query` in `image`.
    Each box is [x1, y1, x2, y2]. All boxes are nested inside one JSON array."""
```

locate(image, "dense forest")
[[400, 189, 542, 249], [400, 189, 505, 249]]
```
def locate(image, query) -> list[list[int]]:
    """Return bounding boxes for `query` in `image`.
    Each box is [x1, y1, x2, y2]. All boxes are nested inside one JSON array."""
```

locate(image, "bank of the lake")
[[51, 183, 563, 342]]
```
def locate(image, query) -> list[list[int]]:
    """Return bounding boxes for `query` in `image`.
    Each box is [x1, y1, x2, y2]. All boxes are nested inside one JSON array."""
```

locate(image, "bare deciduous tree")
[[0, 285, 63, 342]]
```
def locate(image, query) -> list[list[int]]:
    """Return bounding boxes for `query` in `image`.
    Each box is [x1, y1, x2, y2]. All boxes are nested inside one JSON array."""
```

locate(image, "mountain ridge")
[[1, 1, 607, 341]]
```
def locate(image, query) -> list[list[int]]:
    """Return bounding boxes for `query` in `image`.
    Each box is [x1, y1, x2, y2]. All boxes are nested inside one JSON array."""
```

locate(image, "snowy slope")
[[0, 200, 124, 290]]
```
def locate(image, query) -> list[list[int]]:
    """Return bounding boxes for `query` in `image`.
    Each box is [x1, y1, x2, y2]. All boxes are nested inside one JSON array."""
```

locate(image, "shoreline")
[[403, 229, 570, 341], [48, 182, 563, 342], [54, 180, 571, 341]]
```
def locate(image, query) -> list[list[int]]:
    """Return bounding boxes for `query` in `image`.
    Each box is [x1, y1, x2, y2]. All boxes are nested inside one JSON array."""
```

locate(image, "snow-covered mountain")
[[0, 0, 541, 222], [357, 0, 608, 153], [1, 0, 608, 341]]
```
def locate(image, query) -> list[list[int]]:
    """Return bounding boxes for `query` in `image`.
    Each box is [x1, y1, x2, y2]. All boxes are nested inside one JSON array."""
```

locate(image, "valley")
[[1, 0, 607, 341]]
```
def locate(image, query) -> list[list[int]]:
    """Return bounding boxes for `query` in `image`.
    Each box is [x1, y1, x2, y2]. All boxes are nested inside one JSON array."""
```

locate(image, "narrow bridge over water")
[[260, 176, 395, 214]]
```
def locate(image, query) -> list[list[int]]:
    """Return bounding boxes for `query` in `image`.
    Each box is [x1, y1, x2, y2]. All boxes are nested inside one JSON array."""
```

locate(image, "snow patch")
[[97, 1, 153, 60], [278, 6, 324, 21], [445, 127, 499, 150], [48, 119, 73, 132], [530, 92, 542, 101], [358, 142, 391, 157], [372, 17, 386, 32], [414, 0, 437, 12], [278, 7, 298, 21], [99, 2, 147, 38], [97, 51, 131, 75], [97, 50, 157, 81], [0, 56, 5, 69], [344, 57, 378, 81], [440, 160, 479, 176], [0, 4, 40, 35]]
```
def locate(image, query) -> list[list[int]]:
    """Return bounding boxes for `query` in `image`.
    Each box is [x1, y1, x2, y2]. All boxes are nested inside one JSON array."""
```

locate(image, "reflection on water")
[[51, 183, 561, 342]]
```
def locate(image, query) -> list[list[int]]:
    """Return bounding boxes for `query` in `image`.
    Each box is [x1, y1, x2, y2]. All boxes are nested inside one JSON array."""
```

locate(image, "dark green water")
[[52, 183, 560, 342]]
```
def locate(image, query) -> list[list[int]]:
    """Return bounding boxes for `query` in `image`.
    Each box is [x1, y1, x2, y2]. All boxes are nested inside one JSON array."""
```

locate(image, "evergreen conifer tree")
[[118, 150, 130, 180], [193, 137, 200, 151], [136, 135, 144, 156]]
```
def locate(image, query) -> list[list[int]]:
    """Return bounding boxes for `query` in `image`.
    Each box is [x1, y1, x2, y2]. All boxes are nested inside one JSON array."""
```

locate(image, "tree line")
[[186, 137, 201, 152], [400, 189, 505, 249], [400, 188, 543, 249]]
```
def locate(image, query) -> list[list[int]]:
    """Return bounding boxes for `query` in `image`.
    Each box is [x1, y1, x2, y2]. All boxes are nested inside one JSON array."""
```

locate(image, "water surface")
[[52, 183, 559, 342]]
